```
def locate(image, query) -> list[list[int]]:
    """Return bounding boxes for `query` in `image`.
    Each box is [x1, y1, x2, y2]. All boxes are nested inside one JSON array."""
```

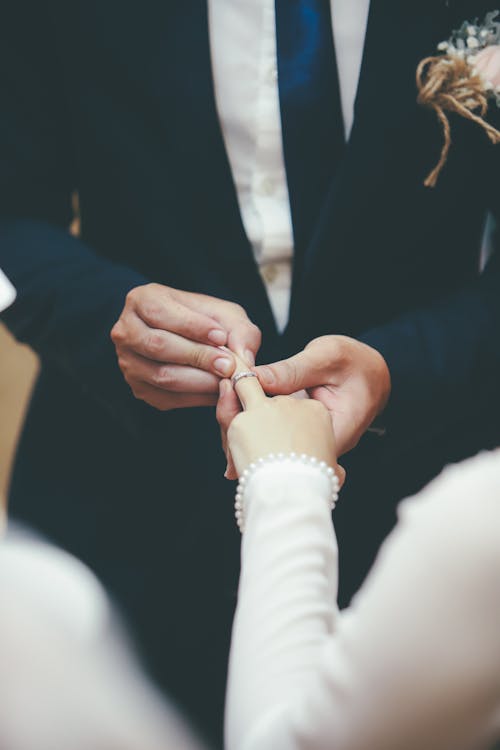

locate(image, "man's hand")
[[253, 336, 391, 456], [111, 283, 261, 411]]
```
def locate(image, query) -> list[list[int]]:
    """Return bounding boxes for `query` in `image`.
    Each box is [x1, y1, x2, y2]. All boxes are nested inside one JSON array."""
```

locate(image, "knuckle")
[[142, 304, 165, 328], [117, 355, 129, 374], [230, 302, 246, 317], [248, 322, 262, 345], [125, 288, 137, 306], [146, 331, 165, 357], [155, 366, 177, 390], [110, 321, 125, 344]]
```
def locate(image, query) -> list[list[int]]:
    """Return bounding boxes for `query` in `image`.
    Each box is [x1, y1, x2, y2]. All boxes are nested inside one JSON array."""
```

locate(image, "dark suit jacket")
[[1, 1, 499, 744]]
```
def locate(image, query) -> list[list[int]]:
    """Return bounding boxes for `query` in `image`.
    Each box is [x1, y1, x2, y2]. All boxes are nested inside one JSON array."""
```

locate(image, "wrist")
[[234, 453, 340, 533]]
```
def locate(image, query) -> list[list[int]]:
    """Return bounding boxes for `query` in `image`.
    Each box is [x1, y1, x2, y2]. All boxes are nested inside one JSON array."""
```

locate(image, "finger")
[[216, 379, 242, 434], [217, 380, 241, 479], [129, 383, 218, 411], [336, 464, 347, 489], [253, 349, 331, 395], [227, 319, 262, 365], [187, 295, 262, 363], [114, 315, 236, 377], [224, 454, 238, 481], [231, 351, 267, 411], [117, 351, 221, 393], [129, 286, 228, 347]]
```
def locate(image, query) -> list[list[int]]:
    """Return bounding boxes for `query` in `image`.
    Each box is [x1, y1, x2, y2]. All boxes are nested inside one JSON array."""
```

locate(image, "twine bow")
[[417, 55, 500, 187]]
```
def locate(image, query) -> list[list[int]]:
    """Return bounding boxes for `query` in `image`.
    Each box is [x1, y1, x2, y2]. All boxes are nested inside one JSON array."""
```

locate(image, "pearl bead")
[[234, 452, 341, 533]]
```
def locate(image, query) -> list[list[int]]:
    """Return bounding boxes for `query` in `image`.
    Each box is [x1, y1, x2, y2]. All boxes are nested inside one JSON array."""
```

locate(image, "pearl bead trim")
[[235, 453, 341, 533]]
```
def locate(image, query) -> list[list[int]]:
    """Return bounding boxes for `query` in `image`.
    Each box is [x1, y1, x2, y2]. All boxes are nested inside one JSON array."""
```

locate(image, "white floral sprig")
[[437, 10, 500, 105], [416, 10, 500, 187]]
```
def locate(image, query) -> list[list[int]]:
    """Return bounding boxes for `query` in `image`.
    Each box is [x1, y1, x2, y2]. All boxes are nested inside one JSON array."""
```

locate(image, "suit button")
[[266, 66, 278, 84], [259, 178, 274, 196], [261, 264, 278, 284]]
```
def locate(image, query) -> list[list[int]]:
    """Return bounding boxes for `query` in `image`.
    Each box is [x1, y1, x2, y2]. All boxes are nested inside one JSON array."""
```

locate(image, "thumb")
[[254, 349, 326, 395]]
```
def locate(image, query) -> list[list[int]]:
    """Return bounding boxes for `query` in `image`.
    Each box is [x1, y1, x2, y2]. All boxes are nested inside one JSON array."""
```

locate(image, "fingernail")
[[244, 349, 255, 367], [257, 366, 275, 385], [224, 466, 229, 479], [214, 357, 233, 377], [208, 329, 227, 346]]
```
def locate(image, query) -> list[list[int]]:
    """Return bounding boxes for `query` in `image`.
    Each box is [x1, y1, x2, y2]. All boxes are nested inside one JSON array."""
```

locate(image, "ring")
[[231, 371, 258, 387]]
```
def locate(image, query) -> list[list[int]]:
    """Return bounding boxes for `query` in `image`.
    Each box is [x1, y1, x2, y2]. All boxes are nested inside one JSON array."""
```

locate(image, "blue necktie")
[[275, 0, 345, 255]]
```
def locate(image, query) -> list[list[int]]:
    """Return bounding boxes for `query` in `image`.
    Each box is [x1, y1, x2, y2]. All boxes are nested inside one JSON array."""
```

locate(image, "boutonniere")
[[417, 10, 500, 187]]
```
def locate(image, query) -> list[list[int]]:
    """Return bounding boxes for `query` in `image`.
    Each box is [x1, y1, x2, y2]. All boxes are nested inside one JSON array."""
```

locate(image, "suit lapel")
[[162, 2, 277, 331], [292, 1, 452, 303]]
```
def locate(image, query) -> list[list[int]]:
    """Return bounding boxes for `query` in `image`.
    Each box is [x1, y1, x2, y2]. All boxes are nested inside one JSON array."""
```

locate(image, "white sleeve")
[[225, 452, 500, 750], [225, 460, 339, 750], [0, 268, 16, 313]]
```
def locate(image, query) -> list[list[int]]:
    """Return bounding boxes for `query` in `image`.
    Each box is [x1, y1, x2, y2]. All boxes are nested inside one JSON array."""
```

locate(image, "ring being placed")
[[231, 371, 258, 388]]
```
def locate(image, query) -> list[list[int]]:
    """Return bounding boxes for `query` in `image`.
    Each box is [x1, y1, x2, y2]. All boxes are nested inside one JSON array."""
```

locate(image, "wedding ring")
[[231, 371, 257, 388]]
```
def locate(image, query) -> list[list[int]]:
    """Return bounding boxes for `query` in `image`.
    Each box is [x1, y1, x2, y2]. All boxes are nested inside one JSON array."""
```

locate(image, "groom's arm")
[[0, 4, 160, 435], [253, 228, 500, 455], [1, 5, 259, 434], [358, 245, 500, 437]]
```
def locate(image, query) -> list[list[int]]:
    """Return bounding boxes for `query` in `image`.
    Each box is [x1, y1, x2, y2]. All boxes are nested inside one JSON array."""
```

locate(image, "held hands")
[[111, 283, 261, 411], [111, 286, 389, 466], [253, 336, 391, 457], [217, 354, 342, 482]]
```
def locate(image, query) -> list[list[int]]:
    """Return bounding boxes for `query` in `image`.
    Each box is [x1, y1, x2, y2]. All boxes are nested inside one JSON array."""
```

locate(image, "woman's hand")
[[253, 336, 391, 456], [217, 378, 342, 482]]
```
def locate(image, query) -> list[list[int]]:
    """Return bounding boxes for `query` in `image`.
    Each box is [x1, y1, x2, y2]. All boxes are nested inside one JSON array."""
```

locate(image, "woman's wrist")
[[234, 453, 340, 533]]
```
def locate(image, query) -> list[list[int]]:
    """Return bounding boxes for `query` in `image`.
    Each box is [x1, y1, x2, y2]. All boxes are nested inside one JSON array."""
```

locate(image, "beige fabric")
[[0, 324, 38, 510]]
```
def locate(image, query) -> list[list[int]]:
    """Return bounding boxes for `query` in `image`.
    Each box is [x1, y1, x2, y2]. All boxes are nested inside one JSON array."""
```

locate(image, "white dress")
[[0, 528, 205, 750], [225, 450, 500, 750]]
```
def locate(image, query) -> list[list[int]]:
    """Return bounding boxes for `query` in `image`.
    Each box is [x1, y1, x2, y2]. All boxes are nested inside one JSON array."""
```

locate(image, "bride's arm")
[[225, 457, 340, 750], [218, 383, 343, 750], [221, 375, 500, 750]]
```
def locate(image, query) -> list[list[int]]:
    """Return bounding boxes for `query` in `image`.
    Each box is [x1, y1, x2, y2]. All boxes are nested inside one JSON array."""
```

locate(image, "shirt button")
[[260, 178, 274, 196], [267, 66, 278, 84], [261, 264, 278, 284]]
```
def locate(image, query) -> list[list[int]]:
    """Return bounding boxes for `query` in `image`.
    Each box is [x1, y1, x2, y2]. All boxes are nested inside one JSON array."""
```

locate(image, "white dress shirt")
[[226, 451, 500, 750], [209, 1, 371, 332], [0, 268, 16, 313]]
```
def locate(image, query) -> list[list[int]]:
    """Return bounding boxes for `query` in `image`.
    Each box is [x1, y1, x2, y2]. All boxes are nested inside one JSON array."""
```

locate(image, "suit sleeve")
[[0, 4, 163, 436], [359, 240, 500, 436], [358, 76, 500, 438]]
